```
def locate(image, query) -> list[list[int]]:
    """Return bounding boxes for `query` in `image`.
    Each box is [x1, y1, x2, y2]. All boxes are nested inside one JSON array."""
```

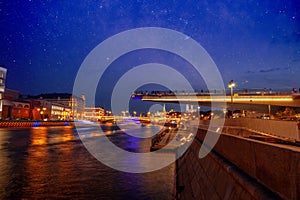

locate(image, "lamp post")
[[37, 107, 47, 120], [228, 80, 235, 115]]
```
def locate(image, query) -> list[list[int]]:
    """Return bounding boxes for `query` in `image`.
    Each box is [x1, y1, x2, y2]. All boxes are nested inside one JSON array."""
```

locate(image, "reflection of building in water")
[[30, 127, 48, 146], [0, 66, 7, 119], [62, 128, 74, 142]]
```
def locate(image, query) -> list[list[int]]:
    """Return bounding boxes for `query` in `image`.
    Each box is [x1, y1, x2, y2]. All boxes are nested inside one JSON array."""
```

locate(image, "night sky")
[[1, 0, 300, 108]]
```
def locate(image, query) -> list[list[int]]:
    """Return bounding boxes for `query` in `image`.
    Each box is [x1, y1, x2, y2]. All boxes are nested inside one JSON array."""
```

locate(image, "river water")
[[0, 125, 175, 199]]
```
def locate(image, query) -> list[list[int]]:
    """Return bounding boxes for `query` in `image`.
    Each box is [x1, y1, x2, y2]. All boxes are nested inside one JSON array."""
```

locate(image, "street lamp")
[[37, 107, 47, 120], [228, 80, 235, 114]]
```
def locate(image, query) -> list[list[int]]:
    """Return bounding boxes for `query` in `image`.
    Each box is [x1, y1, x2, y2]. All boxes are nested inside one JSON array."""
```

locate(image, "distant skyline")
[[1, 0, 299, 107]]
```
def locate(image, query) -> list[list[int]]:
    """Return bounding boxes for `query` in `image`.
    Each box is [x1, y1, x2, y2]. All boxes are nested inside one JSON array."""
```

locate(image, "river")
[[0, 125, 175, 199]]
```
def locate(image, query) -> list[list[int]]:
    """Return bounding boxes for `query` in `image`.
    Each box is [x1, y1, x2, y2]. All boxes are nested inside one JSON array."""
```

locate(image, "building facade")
[[1, 87, 91, 121], [0, 66, 7, 119], [84, 107, 104, 121], [2, 88, 31, 120], [10, 101, 31, 120], [50, 103, 72, 120], [31, 93, 85, 120]]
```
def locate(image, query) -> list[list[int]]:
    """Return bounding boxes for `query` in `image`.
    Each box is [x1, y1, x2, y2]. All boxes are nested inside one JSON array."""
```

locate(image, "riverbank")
[[0, 120, 74, 128]]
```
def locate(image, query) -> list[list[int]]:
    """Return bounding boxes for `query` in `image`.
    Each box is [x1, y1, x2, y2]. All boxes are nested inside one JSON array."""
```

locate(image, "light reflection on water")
[[0, 126, 175, 199]]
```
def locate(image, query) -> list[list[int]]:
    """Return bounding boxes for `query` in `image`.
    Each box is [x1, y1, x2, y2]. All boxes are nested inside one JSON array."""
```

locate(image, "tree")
[[276, 107, 296, 120]]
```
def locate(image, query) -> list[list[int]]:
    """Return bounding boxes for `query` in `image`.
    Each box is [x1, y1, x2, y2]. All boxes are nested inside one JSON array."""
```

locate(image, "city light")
[[142, 96, 294, 102], [228, 80, 236, 112], [228, 80, 236, 88]]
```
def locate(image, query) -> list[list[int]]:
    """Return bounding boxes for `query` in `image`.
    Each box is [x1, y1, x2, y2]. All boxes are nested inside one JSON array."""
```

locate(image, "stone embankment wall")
[[176, 128, 300, 199]]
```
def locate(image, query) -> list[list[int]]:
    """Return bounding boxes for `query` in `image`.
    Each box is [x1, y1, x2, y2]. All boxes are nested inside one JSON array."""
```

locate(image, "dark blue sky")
[[1, 0, 299, 100]]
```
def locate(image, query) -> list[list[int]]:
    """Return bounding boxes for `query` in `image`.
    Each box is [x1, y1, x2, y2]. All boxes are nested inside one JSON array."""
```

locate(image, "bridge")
[[134, 93, 300, 108], [99, 116, 151, 124]]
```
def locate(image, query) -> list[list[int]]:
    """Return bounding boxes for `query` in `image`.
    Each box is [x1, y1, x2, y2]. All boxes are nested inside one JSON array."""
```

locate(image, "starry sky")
[[0, 0, 300, 108]]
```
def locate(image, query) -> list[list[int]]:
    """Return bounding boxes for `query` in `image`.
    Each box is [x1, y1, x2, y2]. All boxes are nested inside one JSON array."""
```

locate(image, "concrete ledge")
[[197, 129, 300, 199]]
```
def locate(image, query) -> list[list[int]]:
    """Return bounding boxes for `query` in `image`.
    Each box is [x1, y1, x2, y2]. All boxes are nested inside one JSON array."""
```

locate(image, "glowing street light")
[[228, 80, 235, 112], [37, 107, 47, 120]]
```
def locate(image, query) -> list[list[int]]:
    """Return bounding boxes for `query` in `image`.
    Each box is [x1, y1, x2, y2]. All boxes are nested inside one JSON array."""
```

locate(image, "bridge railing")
[[132, 88, 297, 98]]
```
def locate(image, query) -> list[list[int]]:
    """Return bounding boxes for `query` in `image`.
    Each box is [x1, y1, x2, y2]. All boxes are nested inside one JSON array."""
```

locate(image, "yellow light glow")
[[228, 80, 236, 88], [228, 83, 235, 88], [143, 95, 294, 102]]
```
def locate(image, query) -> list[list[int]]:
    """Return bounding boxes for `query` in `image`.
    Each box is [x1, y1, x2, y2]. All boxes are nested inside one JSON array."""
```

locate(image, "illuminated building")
[[3, 88, 19, 100], [84, 107, 104, 121], [1, 87, 31, 120], [50, 103, 72, 120], [0, 66, 7, 119], [29, 99, 71, 120], [10, 101, 30, 120], [29, 93, 85, 120]]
